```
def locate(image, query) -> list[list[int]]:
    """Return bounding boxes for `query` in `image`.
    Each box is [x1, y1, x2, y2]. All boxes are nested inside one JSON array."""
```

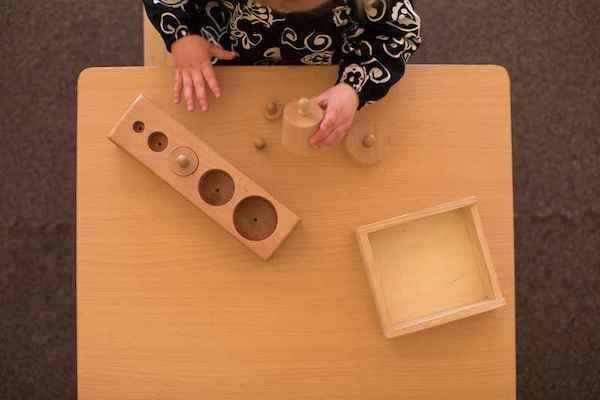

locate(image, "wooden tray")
[[356, 197, 506, 337]]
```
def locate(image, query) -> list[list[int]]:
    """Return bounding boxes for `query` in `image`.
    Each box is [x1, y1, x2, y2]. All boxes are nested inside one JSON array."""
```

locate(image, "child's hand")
[[309, 83, 359, 147], [171, 35, 237, 112]]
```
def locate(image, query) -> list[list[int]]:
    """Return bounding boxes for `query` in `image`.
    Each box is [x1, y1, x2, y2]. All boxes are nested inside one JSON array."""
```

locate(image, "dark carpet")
[[1, 1, 599, 399]]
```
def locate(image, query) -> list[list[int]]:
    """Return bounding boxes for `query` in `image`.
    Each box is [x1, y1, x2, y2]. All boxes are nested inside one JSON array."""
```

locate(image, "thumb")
[[312, 90, 331, 108], [210, 45, 238, 60], [309, 106, 337, 146]]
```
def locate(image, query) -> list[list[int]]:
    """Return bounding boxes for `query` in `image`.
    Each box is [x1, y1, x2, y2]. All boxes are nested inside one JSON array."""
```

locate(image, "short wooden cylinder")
[[345, 127, 385, 166]]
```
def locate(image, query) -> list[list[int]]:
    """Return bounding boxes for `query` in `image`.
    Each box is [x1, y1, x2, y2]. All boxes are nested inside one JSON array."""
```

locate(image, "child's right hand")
[[171, 35, 238, 112]]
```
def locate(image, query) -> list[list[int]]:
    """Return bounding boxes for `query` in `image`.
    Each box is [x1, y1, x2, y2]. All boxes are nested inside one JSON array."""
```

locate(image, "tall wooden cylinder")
[[281, 98, 324, 156]]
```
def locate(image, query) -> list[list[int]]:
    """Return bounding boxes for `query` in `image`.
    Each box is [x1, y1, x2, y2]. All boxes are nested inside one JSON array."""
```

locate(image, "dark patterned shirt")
[[143, 0, 422, 108]]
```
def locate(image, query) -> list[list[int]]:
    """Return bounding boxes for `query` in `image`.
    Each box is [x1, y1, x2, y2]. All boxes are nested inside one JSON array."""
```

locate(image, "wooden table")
[[77, 65, 515, 399]]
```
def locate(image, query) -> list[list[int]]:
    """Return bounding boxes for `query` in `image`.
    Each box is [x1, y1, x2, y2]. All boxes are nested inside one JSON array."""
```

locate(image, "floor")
[[1, 0, 599, 398]]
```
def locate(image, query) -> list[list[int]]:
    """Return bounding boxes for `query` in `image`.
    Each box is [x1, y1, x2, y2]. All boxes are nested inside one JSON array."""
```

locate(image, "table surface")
[[77, 65, 515, 400]]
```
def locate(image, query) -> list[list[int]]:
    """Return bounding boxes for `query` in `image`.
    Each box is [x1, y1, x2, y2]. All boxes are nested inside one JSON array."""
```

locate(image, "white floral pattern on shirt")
[[144, 0, 422, 108], [160, 12, 190, 39], [224, 0, 284, 49]]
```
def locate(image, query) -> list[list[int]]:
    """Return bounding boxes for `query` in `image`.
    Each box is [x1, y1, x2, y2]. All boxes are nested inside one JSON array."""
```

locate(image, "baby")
[[144, 0, 421, 146]]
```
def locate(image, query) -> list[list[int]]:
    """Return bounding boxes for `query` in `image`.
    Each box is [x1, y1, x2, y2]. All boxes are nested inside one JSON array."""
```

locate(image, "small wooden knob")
[[169, 147, 199, 176], [362, 133, 377, 148], [266, 102, 278, 114], [264, 101, 282, 120], [254, 137, 267, 150], [297, 98, 310, 117], [176, 154, 190, 167]]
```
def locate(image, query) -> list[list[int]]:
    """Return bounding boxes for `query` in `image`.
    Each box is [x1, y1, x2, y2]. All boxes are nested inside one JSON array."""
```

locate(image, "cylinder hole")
[[148, 131, 168, 152], [132, 120, 145, 133], [233, 196, 278, 241], [199, 169, 235, 206]]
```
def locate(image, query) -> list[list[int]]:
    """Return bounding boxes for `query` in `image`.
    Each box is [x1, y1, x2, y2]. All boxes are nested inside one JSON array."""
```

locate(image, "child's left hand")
[[309, 83, 359, 147]]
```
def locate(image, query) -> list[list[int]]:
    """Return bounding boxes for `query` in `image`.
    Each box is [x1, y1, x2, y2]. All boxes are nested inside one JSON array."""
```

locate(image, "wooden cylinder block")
[[281, 97, 324, 156], [345, 125, 385, 166], [107, 95, 300, 260]]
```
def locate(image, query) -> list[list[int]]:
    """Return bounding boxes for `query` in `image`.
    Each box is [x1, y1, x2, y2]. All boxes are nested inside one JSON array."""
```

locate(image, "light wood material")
[[281, 97, 324, 156], [169, 147, 199, 176], [344, 121, 385, 166], [253, 136, 267, 150], [363, 133, 377, 147], [108, 95, 300, 260], [356, 197, 505, 338], [264, 101, 283, 121], [77, 65, 515, 400]]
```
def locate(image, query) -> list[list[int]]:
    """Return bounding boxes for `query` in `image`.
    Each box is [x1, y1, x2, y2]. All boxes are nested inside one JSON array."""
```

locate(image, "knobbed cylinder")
[[281, 97, 324, 156]]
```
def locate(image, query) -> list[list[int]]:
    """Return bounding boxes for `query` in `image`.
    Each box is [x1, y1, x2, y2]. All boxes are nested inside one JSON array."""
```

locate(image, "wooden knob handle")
[[297, 98, 310, 117], [264, 101, 282, 121], [169, 147, 199, 176], [176, 154, 190, 168], [363, 133, 377, 148], [254, 137, 267, 150], [266, 102, 278, 114]]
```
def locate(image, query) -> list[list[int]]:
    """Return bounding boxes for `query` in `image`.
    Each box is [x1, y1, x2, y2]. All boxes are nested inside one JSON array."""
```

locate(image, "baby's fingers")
[[202, 65, 221, 98], [322, 125, 349, 146], [174, 69, 183, 104], [192, 71, 208, 111], [312, 90, 331, 108], [310, 108, 337, 146], [182, 71, 195, 111]]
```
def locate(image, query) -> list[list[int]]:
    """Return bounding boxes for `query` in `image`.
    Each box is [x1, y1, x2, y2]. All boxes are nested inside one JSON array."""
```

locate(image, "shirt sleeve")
[[335, 0, 422, 109], [143, 0, 203, 52]]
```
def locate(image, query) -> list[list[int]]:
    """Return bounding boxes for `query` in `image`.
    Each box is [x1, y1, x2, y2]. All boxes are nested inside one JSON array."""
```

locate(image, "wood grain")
[[344, 122, 385, 166], [356, 198, 505, 337], [77, 65, 515, 400], [108, 95, 300, 260], [281, 97, 324, 156]]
